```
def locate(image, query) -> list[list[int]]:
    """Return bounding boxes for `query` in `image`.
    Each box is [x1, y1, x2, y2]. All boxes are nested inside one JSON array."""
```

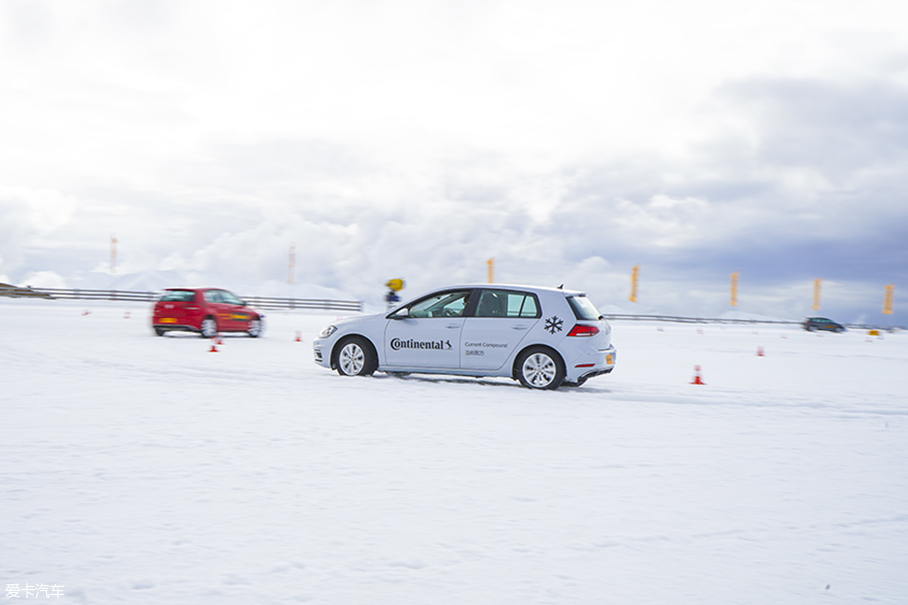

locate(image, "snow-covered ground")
[[2, 299, 906, 604]]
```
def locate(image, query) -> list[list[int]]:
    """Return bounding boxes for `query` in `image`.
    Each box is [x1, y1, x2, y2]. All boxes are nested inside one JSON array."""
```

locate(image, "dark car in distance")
[[152, 288, 264, 338], [802, 317, 845, 333]]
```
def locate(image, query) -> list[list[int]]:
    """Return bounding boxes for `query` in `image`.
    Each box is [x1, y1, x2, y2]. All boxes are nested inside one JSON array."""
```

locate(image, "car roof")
[[427, 283, 586, 296], [164, 287, 221, 291]]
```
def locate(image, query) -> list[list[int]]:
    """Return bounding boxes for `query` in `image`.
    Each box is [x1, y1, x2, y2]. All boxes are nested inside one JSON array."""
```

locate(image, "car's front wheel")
[[247, 318, 263, 338], [200, 317, 218, 339], [335, 336, 377, 376], [515, 347, 565, 390]]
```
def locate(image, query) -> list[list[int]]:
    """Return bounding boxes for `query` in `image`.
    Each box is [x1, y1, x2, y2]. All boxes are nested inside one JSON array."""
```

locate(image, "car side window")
[[203, 290, 220, 303], [220, 291, 244, 306], [407, 291, 471, 318], [475, 290, 540, 318]]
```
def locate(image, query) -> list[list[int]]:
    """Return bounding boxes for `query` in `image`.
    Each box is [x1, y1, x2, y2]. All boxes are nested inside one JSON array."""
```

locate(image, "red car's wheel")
[[200, 317, 218, 339], [247, 318, 263, 338]]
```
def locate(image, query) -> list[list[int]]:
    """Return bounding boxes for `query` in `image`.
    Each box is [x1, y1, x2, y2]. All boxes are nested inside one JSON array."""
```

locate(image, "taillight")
[[567, 324, 599, 337]]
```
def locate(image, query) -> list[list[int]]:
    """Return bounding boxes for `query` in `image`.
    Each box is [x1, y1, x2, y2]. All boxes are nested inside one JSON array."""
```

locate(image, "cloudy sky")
[[2, 0, 906, 323]]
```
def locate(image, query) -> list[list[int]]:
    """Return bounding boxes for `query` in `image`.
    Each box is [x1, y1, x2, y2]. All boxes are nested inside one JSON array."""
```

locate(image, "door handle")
[[445, 324, 460, 329], [511, 325, 529, 330]]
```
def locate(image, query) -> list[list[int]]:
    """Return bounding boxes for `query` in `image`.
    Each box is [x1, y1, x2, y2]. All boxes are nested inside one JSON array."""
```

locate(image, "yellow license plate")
[[606, 354, 614, 365], [160, 317, 177, 323]]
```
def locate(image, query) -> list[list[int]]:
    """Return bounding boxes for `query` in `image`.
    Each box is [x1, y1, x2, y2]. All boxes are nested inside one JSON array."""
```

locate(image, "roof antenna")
[[557, 284, 563, 290]]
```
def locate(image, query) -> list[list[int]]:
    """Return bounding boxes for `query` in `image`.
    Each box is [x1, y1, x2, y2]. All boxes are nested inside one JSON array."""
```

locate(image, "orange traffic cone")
[[691, 365, 705, 385], [209, 339, 219, 353], [295, 331, 302, 342], [757, 346, 764, 357]]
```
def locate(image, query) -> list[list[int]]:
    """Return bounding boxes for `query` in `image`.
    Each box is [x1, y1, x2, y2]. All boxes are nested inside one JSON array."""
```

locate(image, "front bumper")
[[312, 338, 332, 368]]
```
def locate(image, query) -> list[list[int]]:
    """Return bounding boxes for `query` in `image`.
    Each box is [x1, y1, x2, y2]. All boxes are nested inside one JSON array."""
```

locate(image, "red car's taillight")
[[567, 324, 599, 337]]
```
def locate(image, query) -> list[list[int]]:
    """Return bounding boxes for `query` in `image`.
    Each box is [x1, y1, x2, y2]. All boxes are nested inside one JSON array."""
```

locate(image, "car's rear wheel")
[[154, 327, 166, 337], [247, 318, 263, 338], [200, 317, 218, 339], [335, 336, 377, 376], [515, 347, 565, 390]]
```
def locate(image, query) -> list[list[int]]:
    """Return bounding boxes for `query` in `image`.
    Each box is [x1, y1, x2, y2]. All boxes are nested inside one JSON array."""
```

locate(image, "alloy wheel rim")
[[523, 353, 555, 387], [340, 343, 364, 375], [202, 319, 216, 338]]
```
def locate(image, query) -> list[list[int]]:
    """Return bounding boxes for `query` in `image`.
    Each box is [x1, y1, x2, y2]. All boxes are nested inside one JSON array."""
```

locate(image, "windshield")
[[159, 290, 196, 302], [406, 291, 471, 318], [567, 295, 601, 320]]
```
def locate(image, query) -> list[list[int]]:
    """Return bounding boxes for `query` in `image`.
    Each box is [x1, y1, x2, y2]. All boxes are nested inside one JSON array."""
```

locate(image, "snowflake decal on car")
[[544, 316, 563, 335]]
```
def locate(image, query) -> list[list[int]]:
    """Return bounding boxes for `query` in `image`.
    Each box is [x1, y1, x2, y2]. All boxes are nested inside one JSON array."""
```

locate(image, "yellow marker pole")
[[629, 265, 639, 302], [730, 271, 739, 307], [883, 284, 895, 315], [487, 258, 494, 284], [110, 235, 117, 275], [812, 278, 822, 311], [287, 245, 296, 284]]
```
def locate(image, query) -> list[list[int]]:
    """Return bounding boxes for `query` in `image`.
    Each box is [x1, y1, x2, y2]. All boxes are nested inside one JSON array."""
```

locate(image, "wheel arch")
[[330, 333, 379, 370], [511, 343, 565, 380]]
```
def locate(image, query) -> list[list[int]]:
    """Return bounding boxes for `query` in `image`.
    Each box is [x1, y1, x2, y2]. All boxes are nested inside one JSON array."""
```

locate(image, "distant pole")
[[487, 258, 494, 284], [730, 271, 739, 307], [287, 245, 296, 284], [883, 284, 895, 315], [110, 235, 117, 275], [629, 265, 639, 302], [812, 278, 822, 311]]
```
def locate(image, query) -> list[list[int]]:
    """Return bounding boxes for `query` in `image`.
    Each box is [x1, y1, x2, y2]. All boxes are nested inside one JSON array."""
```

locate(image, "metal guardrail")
[[241, 295, 362, 312], [0, 286, 363, 313], [601, 314, 904, 331], [602, 313, 798, 325]]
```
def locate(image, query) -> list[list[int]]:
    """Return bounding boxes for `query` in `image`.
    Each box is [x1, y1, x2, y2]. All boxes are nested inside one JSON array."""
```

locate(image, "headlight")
[[318, 325, 337, 339]]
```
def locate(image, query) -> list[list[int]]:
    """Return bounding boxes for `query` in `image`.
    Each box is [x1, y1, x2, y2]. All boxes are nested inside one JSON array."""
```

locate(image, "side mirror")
[[391, 307, 409, 319]]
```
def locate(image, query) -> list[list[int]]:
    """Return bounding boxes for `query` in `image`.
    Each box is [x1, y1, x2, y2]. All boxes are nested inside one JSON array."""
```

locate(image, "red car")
[[152, 288, 264, 338]]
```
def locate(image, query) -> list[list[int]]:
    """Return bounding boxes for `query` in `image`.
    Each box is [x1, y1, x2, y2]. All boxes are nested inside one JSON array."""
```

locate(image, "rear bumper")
[[153, 323, 200, 333], [564, 343, 616, 384]]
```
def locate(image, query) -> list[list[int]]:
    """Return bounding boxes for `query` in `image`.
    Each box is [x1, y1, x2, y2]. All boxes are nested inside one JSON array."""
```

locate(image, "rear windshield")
[[567, 295, 601, 320], [159, 290, 196, 302]]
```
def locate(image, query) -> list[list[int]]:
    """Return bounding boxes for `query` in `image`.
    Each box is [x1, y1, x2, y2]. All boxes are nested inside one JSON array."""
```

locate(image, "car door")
[[204, 290, 237, 331], [219, 290, 252, 330], [383, 289, 472, 369], [461, 289, 541, 370]]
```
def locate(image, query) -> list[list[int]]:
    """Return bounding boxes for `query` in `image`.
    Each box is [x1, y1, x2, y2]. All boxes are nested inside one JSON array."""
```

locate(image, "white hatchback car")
[[313, 284, 616, 389]]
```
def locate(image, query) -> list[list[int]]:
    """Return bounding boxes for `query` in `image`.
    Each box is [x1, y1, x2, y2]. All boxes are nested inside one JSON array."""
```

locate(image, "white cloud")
[[20, 270, 67, 289]]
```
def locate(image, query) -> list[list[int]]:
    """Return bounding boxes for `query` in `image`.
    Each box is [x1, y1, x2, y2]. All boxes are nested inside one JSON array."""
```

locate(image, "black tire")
[[247, 318, 263, 338], [334, 336, 378, 376], [515, 346, 565, 390], [200, 317, 218, 339], [154, 327, 166, 337]]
